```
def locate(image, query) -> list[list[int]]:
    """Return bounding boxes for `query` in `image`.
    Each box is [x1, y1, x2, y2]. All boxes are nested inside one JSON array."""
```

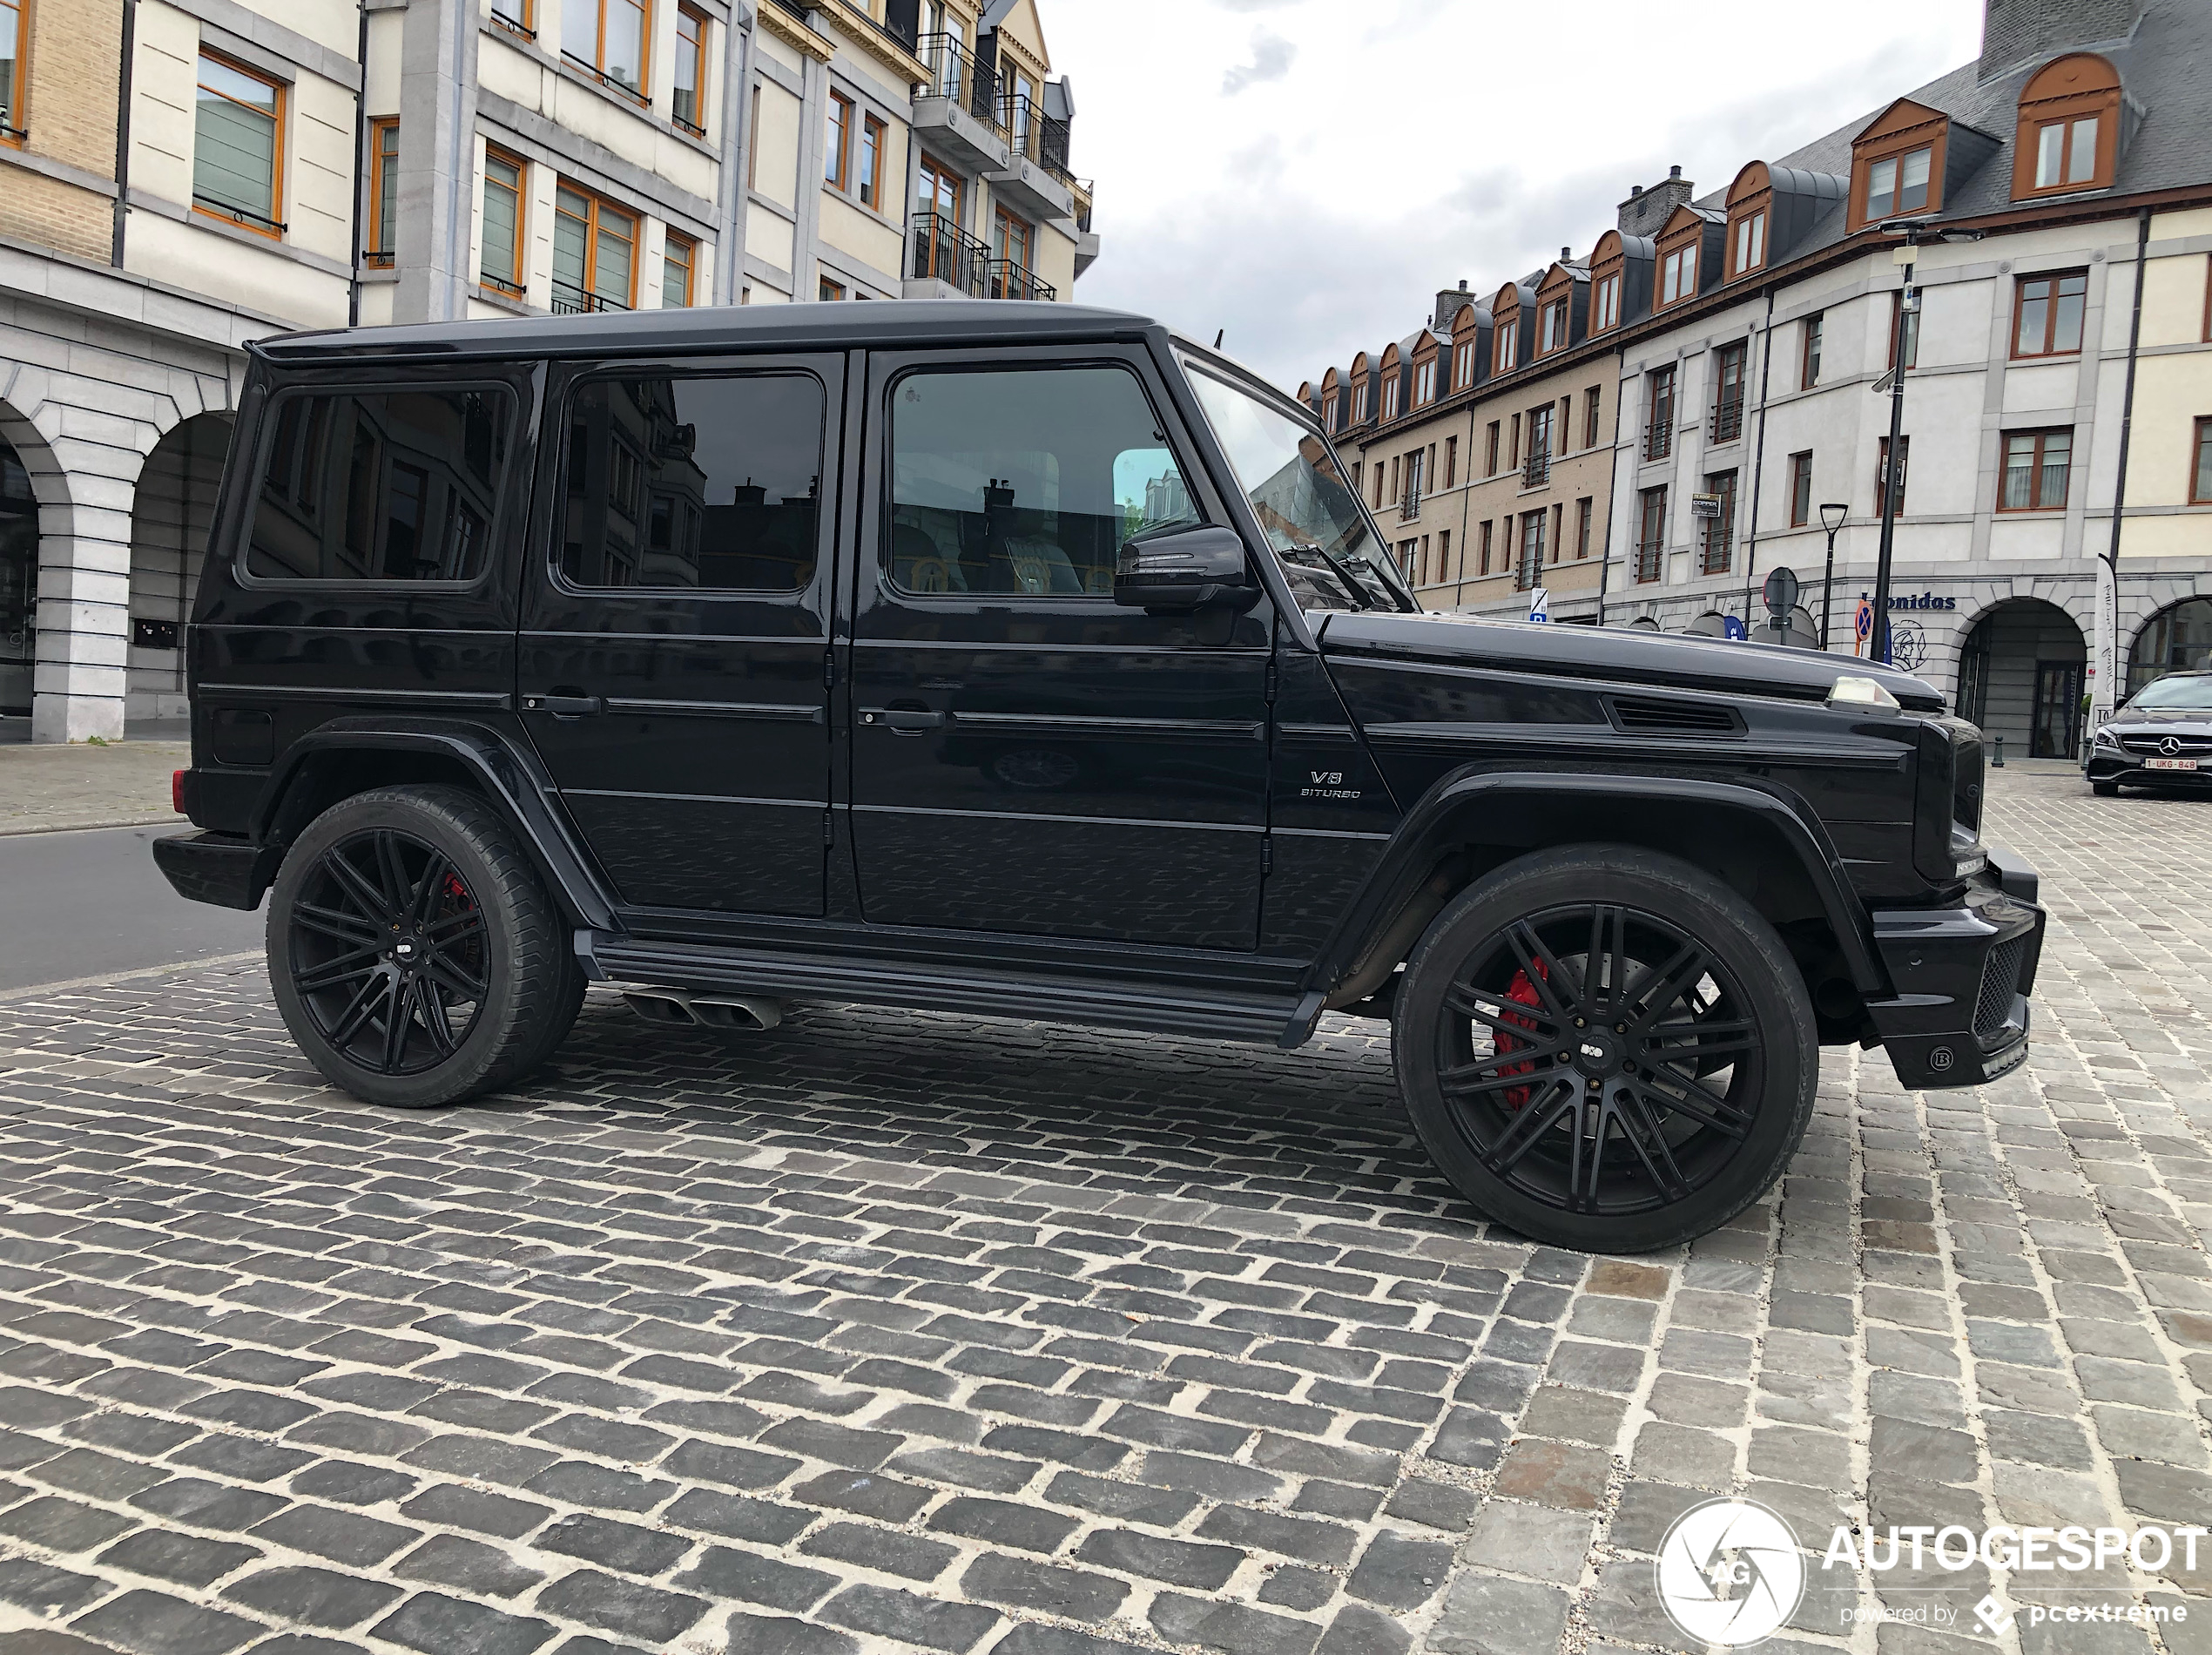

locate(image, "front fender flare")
[[1298, 766, 1890, 1022], [250, 718, 621, 932]]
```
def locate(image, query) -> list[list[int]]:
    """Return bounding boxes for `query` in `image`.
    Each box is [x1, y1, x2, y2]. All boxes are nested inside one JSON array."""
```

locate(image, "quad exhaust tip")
[[621, 989, 785, 1032]]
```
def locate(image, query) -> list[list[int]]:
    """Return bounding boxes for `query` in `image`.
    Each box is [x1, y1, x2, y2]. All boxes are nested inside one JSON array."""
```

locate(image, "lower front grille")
[[1974, 936, 2027, 1042]]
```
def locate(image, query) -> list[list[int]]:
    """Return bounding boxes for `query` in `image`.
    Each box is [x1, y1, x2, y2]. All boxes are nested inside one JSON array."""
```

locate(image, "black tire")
[[1393, 845, 1817, 1253], [2091, 781, 2120, 797], [267, 785, 584, 1108]]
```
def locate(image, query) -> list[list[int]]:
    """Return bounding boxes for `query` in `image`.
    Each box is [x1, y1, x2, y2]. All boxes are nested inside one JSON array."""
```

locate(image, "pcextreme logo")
[[1656, 1499, 1805, 1646]]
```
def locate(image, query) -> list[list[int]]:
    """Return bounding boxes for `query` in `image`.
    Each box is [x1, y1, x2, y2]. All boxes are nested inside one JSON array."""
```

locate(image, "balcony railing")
[[910, 213, 990, 297], [1642, 421, 1672, 463], [1708, 395, 1744, 445], [552, 281, 628, 314], [1515, 550, 1541, 591], [480, 271, 526, 299], [1523, 447, 1550, 488], [1000, 92, 1073, 186], [987, 258, 1055, 302], [1635, 539, 1663, 582], [1073, 181, 1095, 234], [363, 248, 395, 269], [1399, 485, 1421, 521], [1701, 516, 1734, 575], [915, 32, 1005, 134]]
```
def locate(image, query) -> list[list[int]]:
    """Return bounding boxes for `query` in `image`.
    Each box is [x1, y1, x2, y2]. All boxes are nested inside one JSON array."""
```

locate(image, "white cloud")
[[1050, 0, 1986, 388], [1222, 31, 1298, 95]]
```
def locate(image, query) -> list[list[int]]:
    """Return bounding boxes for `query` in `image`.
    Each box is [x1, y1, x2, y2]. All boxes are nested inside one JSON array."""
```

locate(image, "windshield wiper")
[[1283, 544, 1377, 610]]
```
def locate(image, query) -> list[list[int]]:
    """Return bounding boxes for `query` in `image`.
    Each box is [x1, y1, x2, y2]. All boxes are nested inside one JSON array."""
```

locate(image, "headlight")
[[2093, 726, 2121, 749]]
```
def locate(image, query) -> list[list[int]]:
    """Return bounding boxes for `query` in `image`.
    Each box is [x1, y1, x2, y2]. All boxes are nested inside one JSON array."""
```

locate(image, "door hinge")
[[1264, 659, 1279, 703], [823, 651, 836, 690], [824, 809, 835, 846], [1261, 835, 1273, 875]]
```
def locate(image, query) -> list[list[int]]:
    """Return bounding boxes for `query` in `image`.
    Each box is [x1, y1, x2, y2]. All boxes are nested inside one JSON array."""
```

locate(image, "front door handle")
[[524, 693, 605, 717], [860, 706, 945, 733]]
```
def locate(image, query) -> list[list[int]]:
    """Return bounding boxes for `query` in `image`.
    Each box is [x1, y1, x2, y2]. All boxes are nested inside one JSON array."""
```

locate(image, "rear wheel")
[[267, 786, 583, 1108], [1393, 846, 1817, 1253]]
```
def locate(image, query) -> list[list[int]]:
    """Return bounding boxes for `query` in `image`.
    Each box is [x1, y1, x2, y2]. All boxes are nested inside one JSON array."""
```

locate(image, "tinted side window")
[[560, 374, 823, 591], [246, 388, 512, 582], [887, 366, 1197, 598]]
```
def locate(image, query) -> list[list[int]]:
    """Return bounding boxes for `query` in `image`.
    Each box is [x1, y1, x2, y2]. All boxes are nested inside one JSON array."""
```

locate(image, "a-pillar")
[[393, 0, 481, 324]]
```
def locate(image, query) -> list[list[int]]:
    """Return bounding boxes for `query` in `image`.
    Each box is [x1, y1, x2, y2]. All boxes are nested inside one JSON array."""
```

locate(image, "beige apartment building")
[[1, 0, 1096, 740]]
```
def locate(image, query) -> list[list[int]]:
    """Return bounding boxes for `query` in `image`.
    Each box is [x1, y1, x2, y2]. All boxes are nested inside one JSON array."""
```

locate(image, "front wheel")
[[267, 786, 583, 1109], [1393, 846, 1817, 1253]]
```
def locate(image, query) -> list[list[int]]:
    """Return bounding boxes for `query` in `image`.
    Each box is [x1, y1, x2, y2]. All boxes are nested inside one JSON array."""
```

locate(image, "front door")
[[846, 350, 1273, 950], [520, 355, 842, 918], [2032, 659, 2081, 760]]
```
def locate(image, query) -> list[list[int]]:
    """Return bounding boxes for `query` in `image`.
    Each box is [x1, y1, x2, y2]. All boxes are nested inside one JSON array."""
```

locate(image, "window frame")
[[192, 49, 287, 238], [2192, 417, 2212, 506], [1583, 387, 1602, 449], [1801, 312, 1824, 388], [662, 229, 696, 308], [479, 146, 529, 297], [2011, 54, 2120, 201], [1635, 486, 1667, 583], [552, 179, 638, 311], [489, 0, 533, 36], [1849, 101, 1946, 233], [1999, 427, 2074, 512], [239, 378, 523, 591], [819, 275, 846, 301], [2, 0, 30, 142], [1788, 450, 1813, 528], [827, 91, 854, 192], [1727, 206, 1767, 281], [2011, 269, 2089, 360], [1575, 496, 1593, 560], [564, 0, 651, 101], [366, 117, 399, 266], [671, 4, 707, 135], [858, 112, 887, 208]]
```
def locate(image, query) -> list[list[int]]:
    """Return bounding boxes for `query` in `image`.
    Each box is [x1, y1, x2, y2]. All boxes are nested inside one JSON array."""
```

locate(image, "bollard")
[[1993, 735, 2005, 767]]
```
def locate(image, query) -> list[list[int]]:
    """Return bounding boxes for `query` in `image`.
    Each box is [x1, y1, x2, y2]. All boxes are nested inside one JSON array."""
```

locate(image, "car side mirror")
[[1114, 524, 1251, 612]]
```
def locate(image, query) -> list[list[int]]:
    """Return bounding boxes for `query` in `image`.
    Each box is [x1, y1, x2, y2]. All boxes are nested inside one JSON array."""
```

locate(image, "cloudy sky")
[[1048, 0, 1986, 389]]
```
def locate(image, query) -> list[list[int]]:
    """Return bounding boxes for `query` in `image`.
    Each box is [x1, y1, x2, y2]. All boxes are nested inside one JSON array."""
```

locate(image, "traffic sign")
[[1763, 567, 1800, 621]]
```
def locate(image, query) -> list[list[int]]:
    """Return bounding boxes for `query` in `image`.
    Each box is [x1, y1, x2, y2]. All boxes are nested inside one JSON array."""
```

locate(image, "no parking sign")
[[1853, 598, 1874, 657]]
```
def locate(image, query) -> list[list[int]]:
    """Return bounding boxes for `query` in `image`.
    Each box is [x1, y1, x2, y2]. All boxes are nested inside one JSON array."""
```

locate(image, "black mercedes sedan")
[[2085, 670, 2212, 794]]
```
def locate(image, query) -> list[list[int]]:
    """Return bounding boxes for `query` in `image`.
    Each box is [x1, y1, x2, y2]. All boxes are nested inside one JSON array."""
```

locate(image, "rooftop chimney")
[[1979, 0, 2146, 79], [1434, 283, 1475, 333], [1618, 166, 1693, 239]]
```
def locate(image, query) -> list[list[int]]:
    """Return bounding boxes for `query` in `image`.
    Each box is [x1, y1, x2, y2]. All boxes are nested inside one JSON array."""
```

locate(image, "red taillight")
[[172, 769, 187, 814]]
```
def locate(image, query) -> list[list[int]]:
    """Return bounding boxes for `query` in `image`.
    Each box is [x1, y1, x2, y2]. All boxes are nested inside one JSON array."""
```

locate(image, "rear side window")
[[246, 387, 513, 582], [559, 373, 824, 592]]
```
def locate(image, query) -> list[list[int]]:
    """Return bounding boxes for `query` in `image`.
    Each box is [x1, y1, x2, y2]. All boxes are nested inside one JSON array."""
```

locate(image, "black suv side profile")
[[155, 301, 2044, 1253]]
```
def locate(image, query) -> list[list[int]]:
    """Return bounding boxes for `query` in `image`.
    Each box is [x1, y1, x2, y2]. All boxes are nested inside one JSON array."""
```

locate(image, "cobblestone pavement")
[[0, 744, 190, 836], [0, 767, 2208, 1655]]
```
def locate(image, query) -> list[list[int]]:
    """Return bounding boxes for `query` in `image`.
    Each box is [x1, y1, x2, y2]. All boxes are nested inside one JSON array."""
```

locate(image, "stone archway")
[[2126, 596, 2212, 699], [0, 402, 70, 726], [1957, 597, 2087, 760], [128, 412, 236, 729]]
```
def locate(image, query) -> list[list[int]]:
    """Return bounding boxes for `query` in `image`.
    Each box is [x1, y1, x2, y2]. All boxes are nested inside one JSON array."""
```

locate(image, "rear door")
[[844, 346, 1274, 950], [519, 354, 842, 918]]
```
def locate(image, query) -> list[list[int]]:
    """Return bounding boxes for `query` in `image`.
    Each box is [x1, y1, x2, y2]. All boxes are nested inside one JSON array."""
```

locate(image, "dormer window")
[[1383, 375, 1400, 420], [1321, 389, 1339, 429], [1865, 146, 1932, 220], [1539, 299, 1567, 354], [1588, 230, 1642, 336], [2013, 54, 2121, 199], [1660, 245, 1696, 305], [1731, 211, 1764, 276], [1495, 320, 1517, 373], [1414, 357, 1436, 405], [1453, 336, 1476, 390], [1594, 274, 1620, 330]]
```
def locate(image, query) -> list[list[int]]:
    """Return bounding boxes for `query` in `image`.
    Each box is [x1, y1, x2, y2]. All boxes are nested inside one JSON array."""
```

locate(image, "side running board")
[[577, 931, 1319, 1049]]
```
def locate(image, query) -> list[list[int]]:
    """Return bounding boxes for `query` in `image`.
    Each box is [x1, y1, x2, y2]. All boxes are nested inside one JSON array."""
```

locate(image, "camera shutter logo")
[[1656, 1498, 1806, 1647]]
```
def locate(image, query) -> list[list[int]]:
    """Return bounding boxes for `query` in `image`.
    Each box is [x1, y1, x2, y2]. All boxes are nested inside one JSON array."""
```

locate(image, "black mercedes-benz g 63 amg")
[[154, 301, 2043, 1253]]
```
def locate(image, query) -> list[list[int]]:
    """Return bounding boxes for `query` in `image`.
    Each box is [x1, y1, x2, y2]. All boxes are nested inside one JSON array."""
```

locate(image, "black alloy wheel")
[[267, 786, 583, 1108], [288, 828, 489, 1076], [1395, 847, 1817, 1253]]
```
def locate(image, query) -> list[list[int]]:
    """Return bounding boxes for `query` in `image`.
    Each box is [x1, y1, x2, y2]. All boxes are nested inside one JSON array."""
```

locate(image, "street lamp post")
[[1870, 219, 1983, 664], [1818, 502, 1848, 650]]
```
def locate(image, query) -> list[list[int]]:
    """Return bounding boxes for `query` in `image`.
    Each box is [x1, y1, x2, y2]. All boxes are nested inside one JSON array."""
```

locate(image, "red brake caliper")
[[1494, 958, 1549, 1111]]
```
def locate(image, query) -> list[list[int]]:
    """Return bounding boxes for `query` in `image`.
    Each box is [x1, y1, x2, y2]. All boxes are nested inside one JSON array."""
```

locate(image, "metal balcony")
[[912, 33, 1009, 171], [986, 91, 1075, 221], [1642, 421, 1672, 463], [1707, 395, 1744, 444], [907, 213, 990, 298], [551, 282, 627, 315], [986, 258, 1055, 302], [1523, 448, 1550, 488]]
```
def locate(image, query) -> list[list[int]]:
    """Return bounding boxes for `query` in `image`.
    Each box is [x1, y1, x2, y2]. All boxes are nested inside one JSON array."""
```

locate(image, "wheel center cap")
[[1573, 1030, 1622, 1077], [395, 940, 418, 960]]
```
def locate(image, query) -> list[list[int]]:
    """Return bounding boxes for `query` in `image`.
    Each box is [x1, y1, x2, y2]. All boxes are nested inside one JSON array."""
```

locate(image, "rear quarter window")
[[245, 386, 515, 583]]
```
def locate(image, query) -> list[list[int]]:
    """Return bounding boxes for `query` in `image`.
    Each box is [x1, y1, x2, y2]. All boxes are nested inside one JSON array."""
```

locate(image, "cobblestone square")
[[0, 767, 2207, 1655]]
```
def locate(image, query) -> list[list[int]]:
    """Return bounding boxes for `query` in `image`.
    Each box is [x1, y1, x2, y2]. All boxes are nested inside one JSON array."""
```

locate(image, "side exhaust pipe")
[[620, 989, 783, 1032]]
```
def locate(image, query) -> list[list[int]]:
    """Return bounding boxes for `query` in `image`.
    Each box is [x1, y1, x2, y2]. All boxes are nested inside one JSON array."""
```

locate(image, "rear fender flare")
[[1304, 767, 1890, 1013], [251, 719, 620, 931]]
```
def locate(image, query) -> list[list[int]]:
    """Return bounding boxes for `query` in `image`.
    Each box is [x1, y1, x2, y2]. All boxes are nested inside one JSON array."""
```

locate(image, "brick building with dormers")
[[1303, 0, 2212, 760]]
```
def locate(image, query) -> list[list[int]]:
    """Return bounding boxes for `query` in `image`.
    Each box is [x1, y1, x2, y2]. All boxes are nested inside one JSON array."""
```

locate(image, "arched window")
[[2013, 54, 2121, 199], [1491, 281, 1525, 374], [2128, 597, 2212, 696], [1379, 342, 1402, 421], [1350, 353, 1371, 423], [1318, 367, 1340, 432]]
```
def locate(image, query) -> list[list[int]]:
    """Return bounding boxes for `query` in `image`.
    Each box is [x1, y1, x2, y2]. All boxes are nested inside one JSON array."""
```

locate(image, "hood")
[[1318, 611, 1946, 713], [2110, 705, 2212, 729]]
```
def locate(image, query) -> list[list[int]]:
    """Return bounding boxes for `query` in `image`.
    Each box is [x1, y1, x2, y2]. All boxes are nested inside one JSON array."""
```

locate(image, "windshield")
[[1182, 363, 1413, 613], [2128, 674, 2212, 711]]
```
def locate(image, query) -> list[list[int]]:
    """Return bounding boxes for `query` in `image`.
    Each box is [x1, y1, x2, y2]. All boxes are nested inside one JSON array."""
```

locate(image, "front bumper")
[[2084, 749, 2210, 787], [1864, 852, 2045, 1090], [152, 831, 279, 912]]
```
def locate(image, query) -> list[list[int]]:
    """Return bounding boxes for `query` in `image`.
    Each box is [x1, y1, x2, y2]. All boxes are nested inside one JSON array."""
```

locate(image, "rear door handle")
[[860, 706, 945, 733], [524, 693, 605, 717]]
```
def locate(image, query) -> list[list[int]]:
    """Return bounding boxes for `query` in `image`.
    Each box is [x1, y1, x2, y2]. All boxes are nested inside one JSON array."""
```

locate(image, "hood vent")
[[1608, 696, 1743, 736]]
